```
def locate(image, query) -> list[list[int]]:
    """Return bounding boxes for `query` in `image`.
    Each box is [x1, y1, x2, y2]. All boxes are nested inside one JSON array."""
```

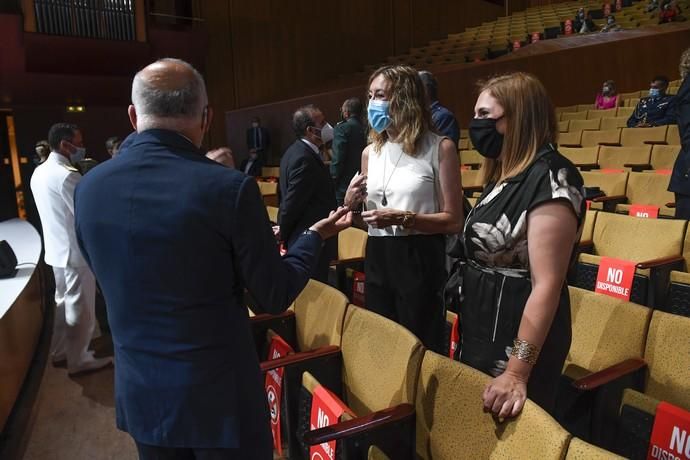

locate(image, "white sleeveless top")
[[366, 131, 443, 237]]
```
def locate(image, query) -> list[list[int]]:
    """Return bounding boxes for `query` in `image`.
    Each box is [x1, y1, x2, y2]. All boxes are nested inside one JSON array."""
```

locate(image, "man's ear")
[[128, 105, 138, 131], [204, 107, 214, 133]]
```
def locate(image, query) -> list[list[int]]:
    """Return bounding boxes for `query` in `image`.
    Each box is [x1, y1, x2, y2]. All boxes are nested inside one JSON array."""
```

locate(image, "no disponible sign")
[[595, 257, 636, 301], [648, 402, 690, 460]]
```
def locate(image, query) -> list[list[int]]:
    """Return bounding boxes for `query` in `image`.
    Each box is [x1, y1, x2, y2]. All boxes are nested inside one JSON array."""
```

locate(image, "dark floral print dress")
[[459, 145, 585, 413]]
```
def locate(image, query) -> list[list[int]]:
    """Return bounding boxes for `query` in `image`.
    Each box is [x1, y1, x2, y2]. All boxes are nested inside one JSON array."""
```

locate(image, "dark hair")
[[48, 123, 79, 151], [105, 136, 121, 150], [653, 75, 670, 88], [343, 97, 363, 117], [418, 70, 439, 101], [292, 105, 320, 138]]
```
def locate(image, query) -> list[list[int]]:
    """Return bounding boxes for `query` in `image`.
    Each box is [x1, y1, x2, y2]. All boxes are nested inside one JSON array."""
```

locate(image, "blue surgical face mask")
[[70, 146, 86, 164], [649, 88, 661, 97], [367, 99, 392, 133]]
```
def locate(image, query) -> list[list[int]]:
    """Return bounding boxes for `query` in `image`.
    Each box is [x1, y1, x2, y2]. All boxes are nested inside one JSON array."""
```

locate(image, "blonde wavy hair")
[[680, 47, 690, 80], [479, 73, 558, 184], [367, 65, 432, 156]]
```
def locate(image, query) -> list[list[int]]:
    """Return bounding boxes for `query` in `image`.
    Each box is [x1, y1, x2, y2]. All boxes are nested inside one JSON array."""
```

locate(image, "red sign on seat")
[[655, 169, 673, 175], [449, 315, 460, 359], [647, 402, 690, 460], [310, 385, 354, 460], [595, 257, 636, 301], [264, 334, 294, 455], [352, 271, 365, 307], [629, 204, 660, 219], [600, 168, 626, 174]]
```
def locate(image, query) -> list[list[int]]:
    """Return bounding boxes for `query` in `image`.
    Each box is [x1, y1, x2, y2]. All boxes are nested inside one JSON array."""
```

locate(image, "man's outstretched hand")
[[309, 206, 353, 240]]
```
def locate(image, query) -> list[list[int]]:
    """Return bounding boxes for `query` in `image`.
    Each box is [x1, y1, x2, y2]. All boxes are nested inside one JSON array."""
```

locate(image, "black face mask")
[[469, 117, 504, 159]]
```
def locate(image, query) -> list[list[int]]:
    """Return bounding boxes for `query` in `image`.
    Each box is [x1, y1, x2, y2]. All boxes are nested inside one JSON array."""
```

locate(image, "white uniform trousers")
[[51, 265, 97, 368]]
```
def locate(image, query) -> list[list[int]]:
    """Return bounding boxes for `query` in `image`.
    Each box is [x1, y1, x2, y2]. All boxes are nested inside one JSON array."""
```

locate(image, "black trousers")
[[675, 193, 690, 220], [364, 234, 446, 354], [135, 442, 266, 460]]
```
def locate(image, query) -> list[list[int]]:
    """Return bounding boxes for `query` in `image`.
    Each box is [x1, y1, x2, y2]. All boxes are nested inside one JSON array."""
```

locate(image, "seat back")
[[580, 210, 597, 242], [580, 171, 629, 197], [566, 287, 650, 373], [667, 125, 680, 145], [570, 118, 601, 132], [558, 120, 570, 132], [261, 166, 280, 177], [616, 107, 634, 118], [460, 149, 483, 166], [559, 130, 583, 147], [293, 280, 348, 350], [560, 147, 599, 166], [591, 212, 686, 260], [257, 180, 277, 195], [600, 116, 629, 131], [625, 172, 675, 208], [597, 146, 651, 170], [266, 206, 278, 223], [581, 129, 622, 147], [650, 145, 680, 170], [337, 227, 367, 261], [620, 126, 669, 146], [587, 108, 617, 120], [625, 98, 640, 107], [565, 437, 625, 459], [415, 352, 571, 460], [562, 111, 589, 121], [341, 305, 424, 416], [461, 169, 484, 187], [644, 310, 690, 410]]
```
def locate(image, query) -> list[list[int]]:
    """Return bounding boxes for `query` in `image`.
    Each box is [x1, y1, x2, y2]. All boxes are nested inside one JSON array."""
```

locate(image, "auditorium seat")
[[599, 117, 629, 131], [415, 351, 571, 460], [578, 104, 595, 112], [296, 305, 423, 459], [581, 171, 629, 212], [587, 108, 617, 120], [613, 172, 675, 217], [569, 118, 601, 132], [554, 287, 650, 448], [597, 146, 652, 171], [649, 144, 680, 170], [560, 146, 599, 170], [620, 126, 668, 146], [330, 227, 367, 298], [559, 130, 583, 147], [562, 111, 589, 121], [261, 166, 280, 177], [581, 129, 622, 148], [616, 107, 634, 118], [573, 211, 686, 306], [580, 210, 598, 243], [664, 270, 690, 318], [565, 438, 625, 459], [619, 91, 642, 100], [666, 125, 680, 145], [559, 120, 570, 132], [257, 180, 279, 206], [624, 98, 640, 107], [557, 105, 580, 114], [460, 149, 483, 169], [616, 310, 690, 459], [459, 129, 469, 139], [457, 138, 469, 150], [266, 206, 278, 223], [461, 169, 485, 197]]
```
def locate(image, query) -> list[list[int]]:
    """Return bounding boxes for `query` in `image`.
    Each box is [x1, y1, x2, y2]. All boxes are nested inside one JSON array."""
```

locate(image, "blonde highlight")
[[367, 65, 432, 156]]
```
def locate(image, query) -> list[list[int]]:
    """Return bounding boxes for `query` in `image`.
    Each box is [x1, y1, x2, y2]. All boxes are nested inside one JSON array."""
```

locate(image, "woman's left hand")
[[361, 209, 403, 229], [482, 370, 528, 420]]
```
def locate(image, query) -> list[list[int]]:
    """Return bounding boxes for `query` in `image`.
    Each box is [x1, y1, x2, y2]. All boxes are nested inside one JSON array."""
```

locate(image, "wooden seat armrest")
[[330, 257, 366, 266], [578, 240, 594, 252], [576, 163, 599, 171], [249, 310, 294, 325], [463, 185, 484, 195], [643, 140, 668, 145], [623, 163, 653, 172], [260, 345, 340, 373], [636, 255, 685, 269], [597, 142, 621, 147], [302, 403, 415, 445], [591, 195, 627, 203], [573, 358, 647, 391]]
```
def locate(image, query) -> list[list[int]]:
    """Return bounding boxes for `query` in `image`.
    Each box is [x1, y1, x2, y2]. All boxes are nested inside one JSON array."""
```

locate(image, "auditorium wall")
[[202, 0, 506, 147], [225, 24, 690, 164]]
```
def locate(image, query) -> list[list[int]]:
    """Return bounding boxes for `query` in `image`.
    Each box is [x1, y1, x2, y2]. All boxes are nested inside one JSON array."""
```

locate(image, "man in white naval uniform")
[[30, 123, 111, 375]]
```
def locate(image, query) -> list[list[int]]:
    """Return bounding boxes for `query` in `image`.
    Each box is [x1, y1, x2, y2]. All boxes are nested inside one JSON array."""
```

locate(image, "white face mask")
[[319, 123, 334, 144], [70, 145, 86, 164]]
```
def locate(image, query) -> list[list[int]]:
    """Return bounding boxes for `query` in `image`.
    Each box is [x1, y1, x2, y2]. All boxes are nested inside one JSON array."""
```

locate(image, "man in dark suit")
[[627, 76, 678, 127], [279, 105, 338, 283], [419, 71, 460, 146], [239, 151, 263, 177], [246, 117, 270, 163], [73, 58, 350, 460], [330, 98, 367, 206]]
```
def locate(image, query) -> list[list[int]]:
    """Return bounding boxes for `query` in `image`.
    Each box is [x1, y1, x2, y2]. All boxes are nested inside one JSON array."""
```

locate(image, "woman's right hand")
[[344, 173, 368, 209]]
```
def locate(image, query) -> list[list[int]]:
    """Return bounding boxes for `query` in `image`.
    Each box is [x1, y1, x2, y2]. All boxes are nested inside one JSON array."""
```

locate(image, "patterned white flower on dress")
[[471, 211, 528, 267], [550, 168, 584, 216]]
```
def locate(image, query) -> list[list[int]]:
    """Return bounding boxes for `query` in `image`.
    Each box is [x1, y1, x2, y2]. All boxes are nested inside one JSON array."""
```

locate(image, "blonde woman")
[[459, 73, 584, 417], [670, 48, 690, 218], [344, 65, 462, 353]]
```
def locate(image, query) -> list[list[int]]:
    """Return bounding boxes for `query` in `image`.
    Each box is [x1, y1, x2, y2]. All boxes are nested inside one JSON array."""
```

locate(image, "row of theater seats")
[[557, 124, 679, 148], [360, 0, 671, 69], [251, 280, 629, 459]]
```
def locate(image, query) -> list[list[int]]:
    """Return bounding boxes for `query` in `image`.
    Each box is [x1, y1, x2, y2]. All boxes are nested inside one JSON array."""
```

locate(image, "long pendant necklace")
[[381, 148, 403, 207]]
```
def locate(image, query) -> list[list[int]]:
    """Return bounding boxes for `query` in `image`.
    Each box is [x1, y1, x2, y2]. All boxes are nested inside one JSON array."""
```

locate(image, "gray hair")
[[131, 58, 207, 121]]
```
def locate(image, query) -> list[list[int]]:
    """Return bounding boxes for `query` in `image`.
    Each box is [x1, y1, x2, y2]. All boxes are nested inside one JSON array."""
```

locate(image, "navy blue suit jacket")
[[670, 77, 690, 194], [74, 129, 322, 453]]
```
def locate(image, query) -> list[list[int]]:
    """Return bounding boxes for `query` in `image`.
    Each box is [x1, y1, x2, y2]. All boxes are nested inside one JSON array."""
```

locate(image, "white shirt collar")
[[49, 151, 70, 165], [300, 138, 320, 155]]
